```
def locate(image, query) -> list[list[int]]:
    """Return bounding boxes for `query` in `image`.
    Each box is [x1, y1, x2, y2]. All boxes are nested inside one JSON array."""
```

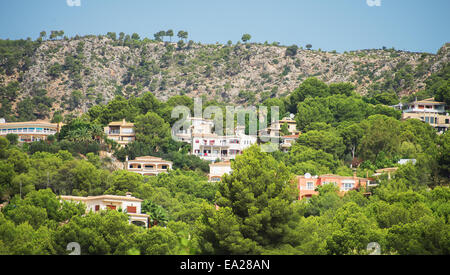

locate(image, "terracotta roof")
[[210, 161, 231, 166], [131, 156, 172, 163], [278, 119, 296, 123], [296, 174, 369, 180], [409, 98, 446, 105], [192, 133, 220, 138], [0, 120, 59, 127], [375, 167, 399, 173], [282, 134, 300, 139], [108, 120, 134, 127], [60, 195, 143, 202]]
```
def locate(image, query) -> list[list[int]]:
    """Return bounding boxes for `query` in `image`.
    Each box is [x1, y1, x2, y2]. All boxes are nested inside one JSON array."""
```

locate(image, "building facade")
[[259, 117, 300, 139], [209, 161, 232, 182], [0, 120, 61, 142], [191, 131, 257, 162], [172, 117, 215, 143], [60, 194, 149, 227], [401, 98, 450, 133], [126, 156, 173, 176], [296, 173, 370, 200], [104, 119, 136, 146], [280, 134, 300, 152]]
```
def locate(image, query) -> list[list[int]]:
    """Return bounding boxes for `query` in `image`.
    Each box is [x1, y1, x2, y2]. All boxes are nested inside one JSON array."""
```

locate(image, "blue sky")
[[0, 0, 448, 53]]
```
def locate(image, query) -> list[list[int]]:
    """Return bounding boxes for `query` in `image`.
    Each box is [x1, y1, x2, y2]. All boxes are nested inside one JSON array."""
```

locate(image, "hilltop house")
[[172, 117, 215, 143], [209, 161, 232, 182], [104, 119, 135, 146], [258, 116, 300, 152], [280, 134, 300, 152], [191, 124, 257, 162], [126, 156, 173, 176], [296, 173, 371, 200], [0, 119, 62, 142], [400, 98, 450, 133], [60, 193, 149, 227]]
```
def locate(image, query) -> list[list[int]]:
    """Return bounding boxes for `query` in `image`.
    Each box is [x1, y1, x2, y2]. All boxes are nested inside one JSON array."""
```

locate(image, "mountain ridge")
[[0, 35, 449, 120]]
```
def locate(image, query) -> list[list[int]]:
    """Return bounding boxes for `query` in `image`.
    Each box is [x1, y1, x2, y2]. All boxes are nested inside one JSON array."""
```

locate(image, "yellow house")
[[0, 120, 62, 142], [104, 119, 135, 146], [126, 156, 173, 176]]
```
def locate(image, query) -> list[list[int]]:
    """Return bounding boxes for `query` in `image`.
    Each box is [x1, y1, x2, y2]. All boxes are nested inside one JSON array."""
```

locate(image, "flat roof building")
[[401, 98, 450, 133], [0, 120, 61, 143], [104, 119, 135, 147]]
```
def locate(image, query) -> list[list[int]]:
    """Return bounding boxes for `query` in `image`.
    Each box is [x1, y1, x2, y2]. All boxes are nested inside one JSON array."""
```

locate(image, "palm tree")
[[90, 124, 104, 141], [67, 127, 91, 142], [142, 200, 169, 227]]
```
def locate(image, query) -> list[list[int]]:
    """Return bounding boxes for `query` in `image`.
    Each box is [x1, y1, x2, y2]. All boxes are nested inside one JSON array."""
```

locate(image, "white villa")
[[191, 126, 257, 162], [172, 117, 215, 143], [209, 161, 233, 182], [399, 98, 450, 133], [60, 193, 149, 227]]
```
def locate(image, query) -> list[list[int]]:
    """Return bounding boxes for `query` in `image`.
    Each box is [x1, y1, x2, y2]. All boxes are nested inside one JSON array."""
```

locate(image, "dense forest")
[[0, 56, 449, 254]]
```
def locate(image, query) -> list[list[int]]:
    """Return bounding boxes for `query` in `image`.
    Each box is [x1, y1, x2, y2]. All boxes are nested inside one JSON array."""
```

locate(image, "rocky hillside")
[[0, 35, 449, 119]]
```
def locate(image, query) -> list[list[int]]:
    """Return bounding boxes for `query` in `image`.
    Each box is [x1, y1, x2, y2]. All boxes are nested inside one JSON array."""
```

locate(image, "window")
[[127, 206, 137, 213], [306, 182, 314, 190], [122, 128, 134, 134], [342, 183, 354, 191], [95, 205, 100, 212], [195, 140, 199, 143], [446, 119, 449, 124], [144, 165, 154, 169], [161, 165, 168, 170]]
